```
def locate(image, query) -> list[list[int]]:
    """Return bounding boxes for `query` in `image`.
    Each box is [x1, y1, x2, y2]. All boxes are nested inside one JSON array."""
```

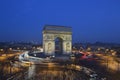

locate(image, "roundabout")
[[12, 51, 102, 80]]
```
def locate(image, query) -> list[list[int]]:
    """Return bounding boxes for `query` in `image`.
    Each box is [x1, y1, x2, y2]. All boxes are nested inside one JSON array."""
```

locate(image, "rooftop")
[[43, 25, 72, 32]]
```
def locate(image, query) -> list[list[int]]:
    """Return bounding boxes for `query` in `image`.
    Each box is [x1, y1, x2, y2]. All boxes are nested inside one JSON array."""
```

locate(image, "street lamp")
[[24, 47, 26, 50], [9, 48, 12, 51], [17, 47, 20, 50], [33, 47, 35, 49], [0, 49, 3, 51]]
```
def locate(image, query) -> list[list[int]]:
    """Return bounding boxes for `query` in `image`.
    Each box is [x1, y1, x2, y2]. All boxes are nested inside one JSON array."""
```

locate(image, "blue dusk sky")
[[0, 0, 120, 43]]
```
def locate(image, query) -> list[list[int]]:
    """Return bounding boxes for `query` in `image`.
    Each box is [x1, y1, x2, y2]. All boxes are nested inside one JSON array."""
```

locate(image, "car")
[[75, 53, 97, 61], [70, 54, 76, 60]]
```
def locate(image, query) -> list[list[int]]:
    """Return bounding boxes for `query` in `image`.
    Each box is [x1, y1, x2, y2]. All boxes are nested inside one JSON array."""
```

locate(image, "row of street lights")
[[73, 46, 117, 55], [0, 46, 42, 52]]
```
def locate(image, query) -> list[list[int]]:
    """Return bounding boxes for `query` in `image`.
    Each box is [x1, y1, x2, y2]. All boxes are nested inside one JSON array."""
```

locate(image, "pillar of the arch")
[[43, 40, 55, 55], [62, 40, 72, 54]]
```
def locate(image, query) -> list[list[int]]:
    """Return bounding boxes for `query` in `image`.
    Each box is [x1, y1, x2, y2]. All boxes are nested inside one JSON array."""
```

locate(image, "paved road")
[[6, 63, 91, 80]]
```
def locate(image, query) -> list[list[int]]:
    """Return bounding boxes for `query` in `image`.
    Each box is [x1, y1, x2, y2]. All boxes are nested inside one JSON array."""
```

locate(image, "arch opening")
[[55, 37, 63, 55]]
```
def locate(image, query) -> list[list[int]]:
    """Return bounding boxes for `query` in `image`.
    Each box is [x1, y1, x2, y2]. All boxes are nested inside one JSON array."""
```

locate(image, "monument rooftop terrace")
[[43, 25, 72, 33]]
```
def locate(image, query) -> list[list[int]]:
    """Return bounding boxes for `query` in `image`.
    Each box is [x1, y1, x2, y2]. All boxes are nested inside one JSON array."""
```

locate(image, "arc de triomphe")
[[42, 25, 72, 55]]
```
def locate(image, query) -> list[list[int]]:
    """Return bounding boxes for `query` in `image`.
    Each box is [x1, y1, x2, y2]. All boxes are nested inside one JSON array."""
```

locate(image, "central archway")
[[55, 37, 63, 55]]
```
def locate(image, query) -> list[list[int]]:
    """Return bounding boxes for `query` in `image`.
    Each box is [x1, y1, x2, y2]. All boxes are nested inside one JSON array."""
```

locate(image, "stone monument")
[[42, 25, 72, 55]]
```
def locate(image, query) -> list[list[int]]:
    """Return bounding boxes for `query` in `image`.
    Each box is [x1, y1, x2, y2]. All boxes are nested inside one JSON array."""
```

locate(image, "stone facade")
[[43, 25, 72, 55]]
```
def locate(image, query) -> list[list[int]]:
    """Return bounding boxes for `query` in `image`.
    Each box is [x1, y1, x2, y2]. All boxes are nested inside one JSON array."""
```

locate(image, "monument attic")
[[42, 25, 72, 55]]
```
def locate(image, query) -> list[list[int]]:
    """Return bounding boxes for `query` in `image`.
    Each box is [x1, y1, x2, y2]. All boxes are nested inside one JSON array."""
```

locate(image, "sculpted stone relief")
[[54, 34, 59, 38], [47, 43, 52, 52], [44, 35, 54, 40], [44, 34, 71, 41], [66, 42, 70, 51], [54, 34, 65, 40], [43, 35, 47, 40], [44, 34, 72, 41], [66, 35, 71, 40]]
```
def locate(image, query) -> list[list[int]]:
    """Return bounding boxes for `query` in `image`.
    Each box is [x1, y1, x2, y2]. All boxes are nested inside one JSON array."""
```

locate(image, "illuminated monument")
[[43, 25, 72, 55]]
